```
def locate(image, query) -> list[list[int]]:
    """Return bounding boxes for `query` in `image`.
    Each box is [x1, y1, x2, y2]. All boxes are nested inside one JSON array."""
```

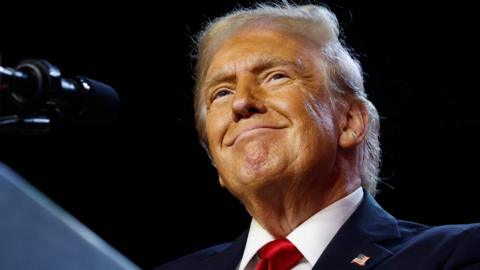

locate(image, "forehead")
[[205, 28, 317, 79]]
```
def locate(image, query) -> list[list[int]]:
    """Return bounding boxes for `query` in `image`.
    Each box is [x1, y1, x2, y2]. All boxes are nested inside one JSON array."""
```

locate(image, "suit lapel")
[[313, 192, 400, 270], [200, 192, 400, 269]]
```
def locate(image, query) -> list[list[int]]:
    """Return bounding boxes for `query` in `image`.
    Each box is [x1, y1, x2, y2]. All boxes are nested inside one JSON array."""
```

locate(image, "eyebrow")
[[203, 56, 303, 92]]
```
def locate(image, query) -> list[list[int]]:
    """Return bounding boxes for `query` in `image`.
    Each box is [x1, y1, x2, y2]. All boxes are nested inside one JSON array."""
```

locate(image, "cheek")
[[303, 93, 335, 133], [275, 89, 337, 151], [275, 88, 335, 130], [206, 109, 230, 149]]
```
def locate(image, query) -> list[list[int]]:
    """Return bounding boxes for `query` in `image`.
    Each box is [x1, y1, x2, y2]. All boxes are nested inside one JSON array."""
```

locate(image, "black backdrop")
[[1, 1, 479, 269]]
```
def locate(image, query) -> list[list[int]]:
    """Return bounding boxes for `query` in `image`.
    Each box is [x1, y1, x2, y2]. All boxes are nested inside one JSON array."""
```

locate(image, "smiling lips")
[[226, 125, 286, 146]]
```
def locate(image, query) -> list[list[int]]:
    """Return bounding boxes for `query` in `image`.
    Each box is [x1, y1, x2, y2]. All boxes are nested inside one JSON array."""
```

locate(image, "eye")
[[212, 89, 232, 101], [271, 73, 286, 80], [266, 72, 289, 84]]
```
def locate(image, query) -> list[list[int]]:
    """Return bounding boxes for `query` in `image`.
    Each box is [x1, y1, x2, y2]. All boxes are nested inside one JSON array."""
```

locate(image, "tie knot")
[[256, 239, 303, 270]]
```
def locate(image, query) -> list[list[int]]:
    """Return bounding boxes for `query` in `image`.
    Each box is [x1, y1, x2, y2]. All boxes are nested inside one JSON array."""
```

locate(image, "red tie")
[[255, 239, 303, 270]]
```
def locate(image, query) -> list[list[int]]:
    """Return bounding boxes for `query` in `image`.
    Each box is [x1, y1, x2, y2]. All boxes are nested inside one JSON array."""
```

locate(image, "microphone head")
[[63, 76, 120, 125]]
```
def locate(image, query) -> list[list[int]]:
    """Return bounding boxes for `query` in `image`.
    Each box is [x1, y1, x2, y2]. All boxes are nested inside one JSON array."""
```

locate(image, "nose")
[[231, 76, 266, 122]]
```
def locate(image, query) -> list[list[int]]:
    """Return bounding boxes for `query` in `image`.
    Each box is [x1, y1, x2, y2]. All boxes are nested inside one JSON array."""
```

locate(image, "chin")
[[236, 157, 287, 186], [219, 139, 290, 187]]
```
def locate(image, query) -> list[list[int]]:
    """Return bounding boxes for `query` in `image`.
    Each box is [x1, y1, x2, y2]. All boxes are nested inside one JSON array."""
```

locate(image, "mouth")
[[226, 125, 286, 146]]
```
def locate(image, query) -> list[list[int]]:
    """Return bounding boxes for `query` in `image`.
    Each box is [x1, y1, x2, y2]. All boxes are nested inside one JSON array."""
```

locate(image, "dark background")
[[1, 1, 479, 269]]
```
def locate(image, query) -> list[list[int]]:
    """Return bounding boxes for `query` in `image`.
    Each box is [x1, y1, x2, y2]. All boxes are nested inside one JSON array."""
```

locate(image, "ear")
[[339, 100, 368, 149]]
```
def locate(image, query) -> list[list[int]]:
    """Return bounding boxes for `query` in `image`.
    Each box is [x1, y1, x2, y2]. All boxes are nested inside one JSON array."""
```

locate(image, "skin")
[[202, 26, 368, 238]]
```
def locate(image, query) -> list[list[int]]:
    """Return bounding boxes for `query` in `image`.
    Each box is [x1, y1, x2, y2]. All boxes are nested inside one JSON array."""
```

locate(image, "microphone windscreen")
[[74, 76, 120, 125]]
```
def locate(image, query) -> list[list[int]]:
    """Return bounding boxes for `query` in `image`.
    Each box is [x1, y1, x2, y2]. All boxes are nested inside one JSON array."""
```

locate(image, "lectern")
[[0, 162, 141, 270]]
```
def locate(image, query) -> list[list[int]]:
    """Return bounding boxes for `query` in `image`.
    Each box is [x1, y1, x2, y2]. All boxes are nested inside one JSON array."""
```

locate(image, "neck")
[[241, 170, 361, 238]]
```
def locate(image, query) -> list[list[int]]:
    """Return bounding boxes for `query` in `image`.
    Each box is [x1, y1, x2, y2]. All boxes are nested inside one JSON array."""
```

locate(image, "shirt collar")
[[238, 187, 364, 269]]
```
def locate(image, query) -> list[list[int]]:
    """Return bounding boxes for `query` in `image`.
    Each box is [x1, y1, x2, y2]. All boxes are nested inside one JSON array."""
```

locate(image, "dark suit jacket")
[[156, 192, 480, 269]]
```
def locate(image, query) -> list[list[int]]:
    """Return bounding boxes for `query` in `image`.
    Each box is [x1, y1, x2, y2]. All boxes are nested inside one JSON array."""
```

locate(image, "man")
[[157, 3, 480, 270]]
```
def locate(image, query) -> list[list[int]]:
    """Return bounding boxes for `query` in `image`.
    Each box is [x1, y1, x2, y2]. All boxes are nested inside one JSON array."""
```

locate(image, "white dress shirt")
[[237, 187, 364, 270]]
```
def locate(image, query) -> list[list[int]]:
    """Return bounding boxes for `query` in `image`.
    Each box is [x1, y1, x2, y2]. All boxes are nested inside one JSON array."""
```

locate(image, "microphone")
[[0, 59, 119, 132]]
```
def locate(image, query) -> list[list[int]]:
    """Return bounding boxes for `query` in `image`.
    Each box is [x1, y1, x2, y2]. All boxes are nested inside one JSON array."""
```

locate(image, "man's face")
[[203, 28, 341, 199]]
